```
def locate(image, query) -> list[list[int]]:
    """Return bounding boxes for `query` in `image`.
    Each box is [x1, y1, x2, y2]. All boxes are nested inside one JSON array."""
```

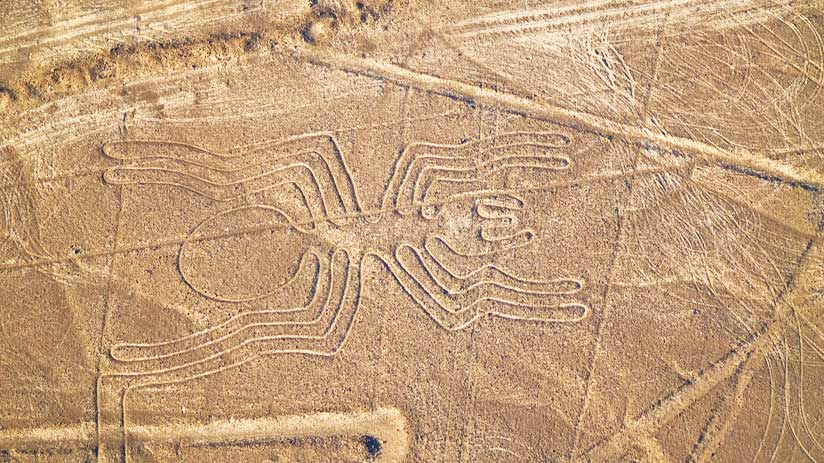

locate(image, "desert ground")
[[1, 0, 823, 461]]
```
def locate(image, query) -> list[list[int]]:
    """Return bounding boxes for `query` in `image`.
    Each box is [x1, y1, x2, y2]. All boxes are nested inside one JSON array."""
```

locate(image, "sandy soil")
[[1, 0, 823, 461]]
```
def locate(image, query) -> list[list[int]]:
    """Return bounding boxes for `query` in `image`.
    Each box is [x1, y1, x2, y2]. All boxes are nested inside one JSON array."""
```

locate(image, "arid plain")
[[1, 0, 824, 461]]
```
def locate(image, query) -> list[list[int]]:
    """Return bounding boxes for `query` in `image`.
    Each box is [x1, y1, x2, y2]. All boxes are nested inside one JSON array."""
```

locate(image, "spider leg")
[[108, 247, 331, 368], [106, 248, 362, 380], [386, 131, 572, 216], [422, 236, 589, 323], [96, 249, 363, 462], [387, 244, 483, 331], [392, 240, 587, 331], [102, 134, 362, 226]]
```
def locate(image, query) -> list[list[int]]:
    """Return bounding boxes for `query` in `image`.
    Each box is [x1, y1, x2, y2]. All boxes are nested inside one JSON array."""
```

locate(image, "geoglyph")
[[1, 0, 823, 461]]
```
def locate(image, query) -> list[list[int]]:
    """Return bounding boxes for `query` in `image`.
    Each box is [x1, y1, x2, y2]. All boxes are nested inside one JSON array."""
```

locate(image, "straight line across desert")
[[1, 0, 823, 461]]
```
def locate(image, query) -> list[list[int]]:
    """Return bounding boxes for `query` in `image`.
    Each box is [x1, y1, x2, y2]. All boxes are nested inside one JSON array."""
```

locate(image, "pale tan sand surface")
[[1, 1, 823, 461]]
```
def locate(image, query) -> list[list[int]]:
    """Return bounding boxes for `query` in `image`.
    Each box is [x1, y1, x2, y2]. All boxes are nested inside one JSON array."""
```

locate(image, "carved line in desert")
[[442, 0, 792, 41], [302, 49, 824, 191], [393, 237, 589, 330], [101, 131, 588, 363], [111, 247, 330, 362], [109, 246, 359, 370], [92, 129, 823, 463], [176, 207, 323, 302], [1, 167, 816, 276], [0, 167, 815, 275], [114, 235, 586, 367], [101, 132, 571, 213], [0, 408, 409, 463], [574, 243, 824, 462], [376, 132, 571, 222], [650, 6, 824, 132], [736, 7, 824, 113], [0, 0, 247, 57], [0, 109, 465, 192], [98, 245, 364, 462], [95, 130, 591, 462], [442, 0, 824, 159], [102, 133, 362, 228]]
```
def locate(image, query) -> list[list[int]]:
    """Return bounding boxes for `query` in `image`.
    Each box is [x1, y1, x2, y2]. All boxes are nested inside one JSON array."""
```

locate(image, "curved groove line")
[[384, 132, 572, 213], [103, 133, 364, 220], [177, 205, 316, 302], [422, 235, 584, 294], [393, 244, 590, 325], [111, 250, 332, 363]]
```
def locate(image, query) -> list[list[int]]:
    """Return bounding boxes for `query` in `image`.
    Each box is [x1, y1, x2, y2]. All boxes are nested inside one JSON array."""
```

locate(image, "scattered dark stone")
[[362, 435, 382, 458]]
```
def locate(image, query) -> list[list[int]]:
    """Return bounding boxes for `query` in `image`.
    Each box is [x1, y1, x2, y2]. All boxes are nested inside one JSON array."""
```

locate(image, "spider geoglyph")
[[94, 129, 592, 462]]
